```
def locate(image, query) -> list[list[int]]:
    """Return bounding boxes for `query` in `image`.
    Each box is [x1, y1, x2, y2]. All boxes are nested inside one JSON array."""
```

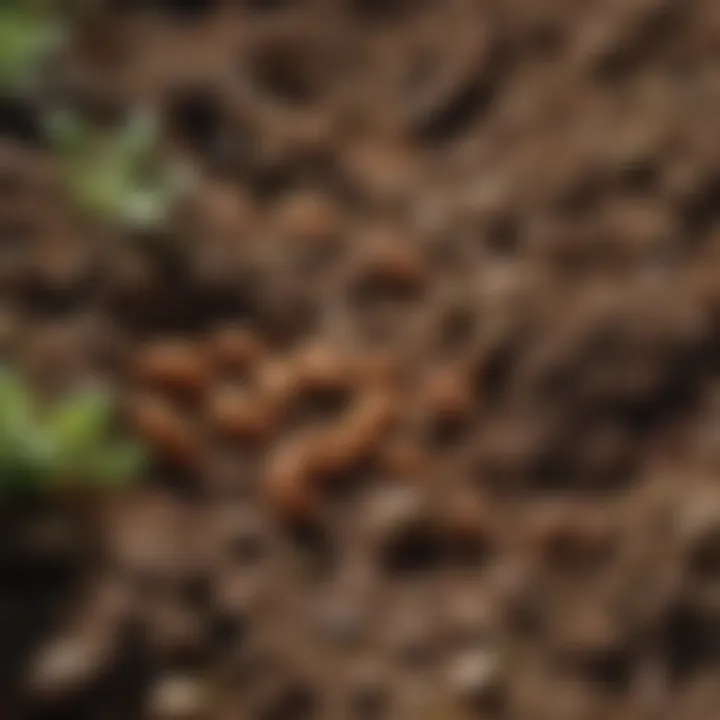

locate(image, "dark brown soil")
[[4, 0, 720, 718]]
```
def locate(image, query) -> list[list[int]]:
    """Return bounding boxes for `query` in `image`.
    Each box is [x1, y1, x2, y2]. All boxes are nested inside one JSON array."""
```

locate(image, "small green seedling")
[[0, 368, 146, 494], [0, 0, 67, 94], [46, 108, 195, 231]]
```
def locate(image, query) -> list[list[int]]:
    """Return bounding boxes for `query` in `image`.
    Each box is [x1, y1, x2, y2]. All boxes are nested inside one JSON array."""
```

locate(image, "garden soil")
[[3, 0, 720, 718]]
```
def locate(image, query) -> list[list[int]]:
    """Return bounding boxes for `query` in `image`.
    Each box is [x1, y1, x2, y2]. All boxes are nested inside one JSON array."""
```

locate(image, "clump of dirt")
[[4, 0, 720, 718]]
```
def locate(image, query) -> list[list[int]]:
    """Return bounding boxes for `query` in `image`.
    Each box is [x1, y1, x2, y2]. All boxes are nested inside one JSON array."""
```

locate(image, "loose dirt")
[[3, 1, 720, 718]]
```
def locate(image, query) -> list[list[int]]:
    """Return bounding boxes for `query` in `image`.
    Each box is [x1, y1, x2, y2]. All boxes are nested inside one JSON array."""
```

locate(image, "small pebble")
[[445, 649, 504, 710], [364, 485, 429, 543], [363, 484, 441, 573], [678, 496, 720, 574], [28, 631, 112, 702], [148, 675, 209, 720]]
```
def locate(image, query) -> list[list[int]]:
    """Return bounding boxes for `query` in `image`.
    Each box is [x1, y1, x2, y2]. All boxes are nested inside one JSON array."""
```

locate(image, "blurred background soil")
[[4, 0, 720, 718]]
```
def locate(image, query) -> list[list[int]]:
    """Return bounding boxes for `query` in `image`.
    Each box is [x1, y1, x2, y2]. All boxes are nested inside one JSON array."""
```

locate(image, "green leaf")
[[0, 369, 147, 494], [44, 107, 88, 158], [117, 108, 160, 164], [0, 370, 56, 490], [119, 187, 168, 229], [0, 5, 65, 92], [47, 388, 114, 456], [0, 367, 34, 425], [47, 104, 194, 231]]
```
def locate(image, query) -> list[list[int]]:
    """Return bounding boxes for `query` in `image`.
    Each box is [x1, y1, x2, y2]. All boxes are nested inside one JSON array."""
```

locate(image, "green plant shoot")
[[0, 368, 146, 493], [0, 0, 66, 94], [46, 107, 195, 231]]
